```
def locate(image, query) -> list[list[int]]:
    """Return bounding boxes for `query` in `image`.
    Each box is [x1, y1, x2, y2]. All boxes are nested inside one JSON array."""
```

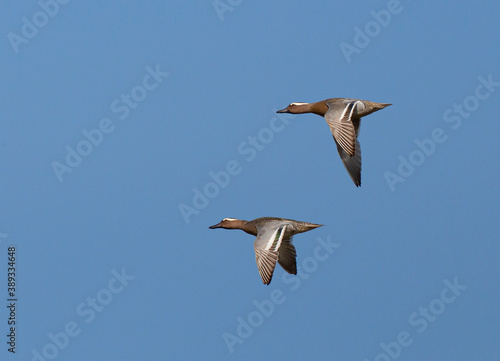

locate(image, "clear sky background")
[[1, 1, 499, 360]]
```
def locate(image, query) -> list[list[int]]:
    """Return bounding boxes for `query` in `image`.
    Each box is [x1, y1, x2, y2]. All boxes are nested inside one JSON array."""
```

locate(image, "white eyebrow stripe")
[[290, 102, 308, 106], [222, 218, 237, 221]]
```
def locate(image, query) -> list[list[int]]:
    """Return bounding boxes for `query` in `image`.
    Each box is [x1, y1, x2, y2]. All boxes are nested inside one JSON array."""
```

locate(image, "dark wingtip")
[[353, 175, 361, 187]]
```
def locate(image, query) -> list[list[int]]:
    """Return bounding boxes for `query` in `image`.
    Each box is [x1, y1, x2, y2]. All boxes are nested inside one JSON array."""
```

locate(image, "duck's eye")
[[289, 103, 294, 107]]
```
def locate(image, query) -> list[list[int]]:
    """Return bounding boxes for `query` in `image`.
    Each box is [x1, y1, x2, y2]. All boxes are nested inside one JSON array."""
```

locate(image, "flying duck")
[[277, 98, 391, 186], [209, 217, 323, 285]]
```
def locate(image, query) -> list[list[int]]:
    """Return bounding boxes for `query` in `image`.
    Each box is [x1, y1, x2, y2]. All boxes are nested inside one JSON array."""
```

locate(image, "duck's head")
[[276, 102, 310, 114], [209, 218, 240, 229]]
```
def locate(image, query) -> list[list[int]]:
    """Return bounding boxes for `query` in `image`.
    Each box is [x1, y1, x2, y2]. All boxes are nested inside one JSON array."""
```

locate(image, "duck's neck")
[[295, 101, 329, 116], [240, 221, 258, 236], [223, 220, 258, 236], [310, 101, 329, 116]]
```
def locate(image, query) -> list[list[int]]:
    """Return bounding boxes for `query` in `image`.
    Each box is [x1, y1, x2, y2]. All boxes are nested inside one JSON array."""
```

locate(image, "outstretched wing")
[[325, 100, 362, 157], [336, 138, 362, 187], [254, 225, 287, 285], [277, 236, 297, 275]]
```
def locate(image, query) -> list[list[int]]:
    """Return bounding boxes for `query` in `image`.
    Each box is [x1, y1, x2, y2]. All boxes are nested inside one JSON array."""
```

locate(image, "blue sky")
[[1, 1, 499, 360]]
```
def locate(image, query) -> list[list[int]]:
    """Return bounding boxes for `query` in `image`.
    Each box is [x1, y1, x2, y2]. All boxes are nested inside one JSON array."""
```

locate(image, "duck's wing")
[[254, 225, 287, 285], [324, 100, 362, 157], [277, 236, 297, 275], [335, 138, 362, 187]]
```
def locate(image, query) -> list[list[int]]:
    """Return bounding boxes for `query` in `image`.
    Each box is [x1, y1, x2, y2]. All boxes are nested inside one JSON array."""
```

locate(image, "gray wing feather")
[[325, 100, 361, 157], [336, 139, 362, 187], [254, 225, 287, 285], [277, 236, 297, 275], [254, 249, 279, 285]]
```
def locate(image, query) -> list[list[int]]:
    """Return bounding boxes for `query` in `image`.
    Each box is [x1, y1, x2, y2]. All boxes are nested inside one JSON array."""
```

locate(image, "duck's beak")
[[209, 222, 222, 229], [276, 107, 290, 113]]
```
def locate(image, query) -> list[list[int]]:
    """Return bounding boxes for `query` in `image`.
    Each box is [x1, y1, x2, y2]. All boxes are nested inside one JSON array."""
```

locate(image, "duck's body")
[[209, 217, 322, 285], [277, 98, 391, 187]]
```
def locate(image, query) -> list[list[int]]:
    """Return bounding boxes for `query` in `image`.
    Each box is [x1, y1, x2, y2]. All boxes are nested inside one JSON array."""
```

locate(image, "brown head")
[[276, 101, 329, 116], [209, 218, 257, 235]]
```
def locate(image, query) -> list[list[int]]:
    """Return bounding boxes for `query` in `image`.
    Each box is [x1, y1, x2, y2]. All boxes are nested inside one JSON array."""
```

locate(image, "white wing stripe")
[[264, 225, 286, 251], [339, 103, 351, 120]]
